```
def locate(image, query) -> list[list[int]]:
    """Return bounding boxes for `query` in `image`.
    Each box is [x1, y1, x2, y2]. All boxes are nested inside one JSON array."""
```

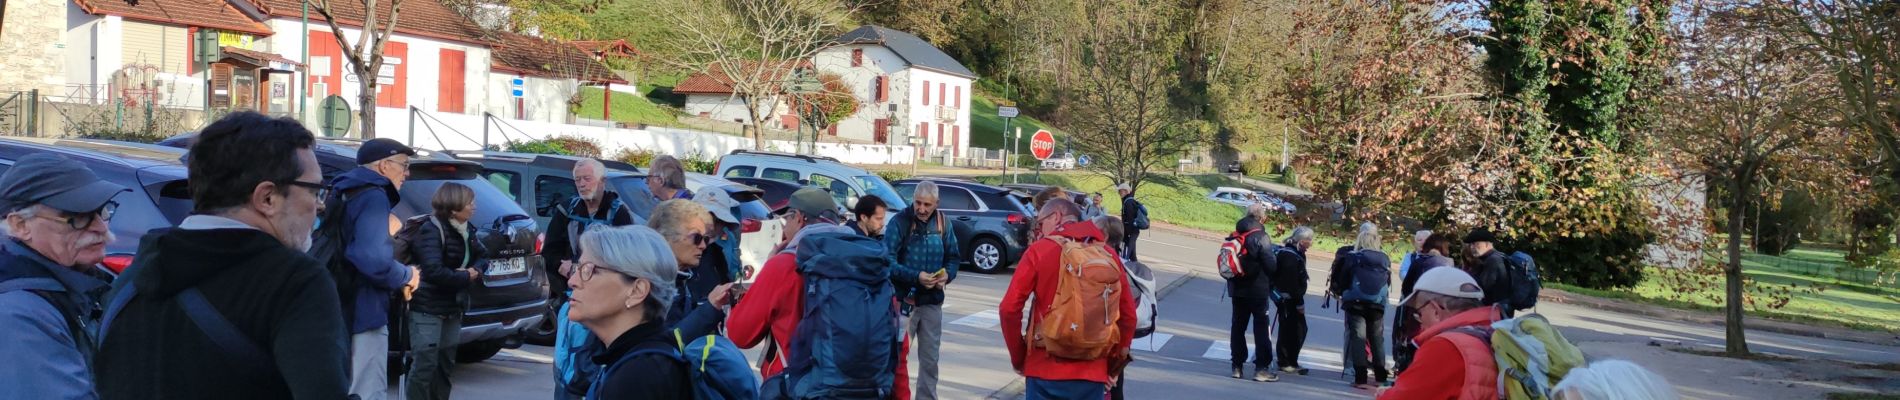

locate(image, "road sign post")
[[999, 106, 1018, 178]]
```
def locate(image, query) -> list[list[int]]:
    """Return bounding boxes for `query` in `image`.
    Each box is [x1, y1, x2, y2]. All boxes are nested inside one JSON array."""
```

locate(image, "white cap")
[[693, 189, 741, 224], [1400, 267, 1485, 305], [1116, 183, 1132, 192]]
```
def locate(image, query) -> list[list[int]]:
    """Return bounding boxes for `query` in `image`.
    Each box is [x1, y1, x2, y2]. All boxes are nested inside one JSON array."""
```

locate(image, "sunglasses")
[[34, 201, 118, 230], [685, 232, 713, 246]]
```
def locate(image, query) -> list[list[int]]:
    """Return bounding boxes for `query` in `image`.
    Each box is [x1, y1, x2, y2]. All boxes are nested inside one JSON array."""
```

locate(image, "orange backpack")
[[1034, 237, 1125, 360]]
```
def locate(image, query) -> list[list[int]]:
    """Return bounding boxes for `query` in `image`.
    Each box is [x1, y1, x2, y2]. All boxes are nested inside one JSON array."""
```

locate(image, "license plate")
[[487, 257, 527, 276]]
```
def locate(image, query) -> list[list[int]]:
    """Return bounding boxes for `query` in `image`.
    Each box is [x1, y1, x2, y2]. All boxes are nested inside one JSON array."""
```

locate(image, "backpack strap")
[[177, 287, 280, 376], [96, 280, 139, 344]]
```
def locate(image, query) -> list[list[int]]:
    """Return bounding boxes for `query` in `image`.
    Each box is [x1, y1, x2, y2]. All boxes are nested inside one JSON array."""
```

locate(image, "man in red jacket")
[[726, 188, 914, 399], [1377, 267, 1501, 400], [1000, 198, 1137, 400]]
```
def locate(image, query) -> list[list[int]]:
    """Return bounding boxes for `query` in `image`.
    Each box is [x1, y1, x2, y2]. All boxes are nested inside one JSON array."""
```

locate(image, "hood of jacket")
[[0, 239, 107, 297], [1046, 220, 1106, 243], [139, 228, 295, 298], [1415, 307, 1500, 343], [332, 167, 400, 205]]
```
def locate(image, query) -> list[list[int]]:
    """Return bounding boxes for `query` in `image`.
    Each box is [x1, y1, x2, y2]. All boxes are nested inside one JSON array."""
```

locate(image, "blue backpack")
[[553, 196, 634, 397], [1342, 250, 1392, 304], [1130, 202, 1151, 230], [1504, 251, 1541, 311], [764, 232, 901, 400], [587, 330, 760, 400]]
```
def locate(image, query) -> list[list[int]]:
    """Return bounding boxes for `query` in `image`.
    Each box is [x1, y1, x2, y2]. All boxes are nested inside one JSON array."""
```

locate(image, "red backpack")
[[1216, 230, 1259, 279]]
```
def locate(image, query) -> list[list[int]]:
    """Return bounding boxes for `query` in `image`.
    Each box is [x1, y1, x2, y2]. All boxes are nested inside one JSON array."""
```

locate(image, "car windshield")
[[855, 175, 907, 210]]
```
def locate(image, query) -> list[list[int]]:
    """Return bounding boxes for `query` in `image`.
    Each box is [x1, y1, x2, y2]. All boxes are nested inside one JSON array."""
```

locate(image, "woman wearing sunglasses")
[[565, 225, 689, 399], [647, 199, 737, 337]]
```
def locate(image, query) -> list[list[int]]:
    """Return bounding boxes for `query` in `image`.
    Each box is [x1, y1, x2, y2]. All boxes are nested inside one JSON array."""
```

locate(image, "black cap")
[[1462, 228, 1497, 244], [356, 138, 417, 165], [0, 154, 129, 214]]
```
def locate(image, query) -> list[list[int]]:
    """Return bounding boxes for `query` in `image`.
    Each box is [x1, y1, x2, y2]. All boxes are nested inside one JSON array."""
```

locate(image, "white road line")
[[1131, 333, 1174, 352], [1140, 238, 1194, 250], [497, 349, 553, 364], [950, 309, 1001, 329], [1202, 340, 1231, 360]]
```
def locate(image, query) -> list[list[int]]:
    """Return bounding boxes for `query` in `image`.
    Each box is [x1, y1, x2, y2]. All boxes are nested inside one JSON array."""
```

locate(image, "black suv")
[[891, 178, 1034, 274], [0, 138, 193, 275]]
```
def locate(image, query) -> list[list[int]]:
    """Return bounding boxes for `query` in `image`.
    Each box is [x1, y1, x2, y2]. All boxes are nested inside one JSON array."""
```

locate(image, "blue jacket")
[[0, 239, 108, 399], [333, 167, 415, 334], [885, 208, 960, 305]]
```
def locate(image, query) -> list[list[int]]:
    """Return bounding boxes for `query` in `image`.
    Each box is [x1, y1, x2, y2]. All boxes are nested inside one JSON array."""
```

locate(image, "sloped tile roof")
[[834, 25, 976, 79], [673, 61, 810, 95], [569, 39, 641, 59], [490, 32, 624, 83], [247, 0, 491, 46], [75, 0, 274, 35]]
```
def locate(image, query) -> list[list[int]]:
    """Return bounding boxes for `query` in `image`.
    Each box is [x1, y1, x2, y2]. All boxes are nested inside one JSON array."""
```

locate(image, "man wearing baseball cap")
[[332, 137, 421, 400], [1376, 267, 1501, 400], [0, 154, 128, 398]]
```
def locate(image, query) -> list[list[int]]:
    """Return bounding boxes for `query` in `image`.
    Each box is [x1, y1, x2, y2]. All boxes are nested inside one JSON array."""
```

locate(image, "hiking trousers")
[[349, 327, 390, 400], [1229, 296, 1273, 369], [1344, 301, 1390, 384], [407, 311, 461, 400], [1026, 378, 1107, 400], [909, 303, 944, 400], [1122, 230, 1141, 261], [1274, 295, 1307, 369]]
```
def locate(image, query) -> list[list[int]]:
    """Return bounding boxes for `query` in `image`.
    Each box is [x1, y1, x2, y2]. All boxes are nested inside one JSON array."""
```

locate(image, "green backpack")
[[1489, 314, 1587, 400]]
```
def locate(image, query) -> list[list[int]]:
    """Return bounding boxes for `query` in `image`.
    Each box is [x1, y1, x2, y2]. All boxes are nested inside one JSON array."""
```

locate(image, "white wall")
[[63, 2, 100, 96], [483, 72, 578, 124], [907, 68, 972, 154], [814, 44, 911, 143], [368, 106, 915, 164], [684, 93, 788, 126], [266, 19, 492, 117]]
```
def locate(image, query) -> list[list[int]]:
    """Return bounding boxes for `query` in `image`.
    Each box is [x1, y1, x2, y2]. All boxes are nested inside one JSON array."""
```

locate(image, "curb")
[[1537, 289, 1900, 347], [987, 268, 1204, 400]]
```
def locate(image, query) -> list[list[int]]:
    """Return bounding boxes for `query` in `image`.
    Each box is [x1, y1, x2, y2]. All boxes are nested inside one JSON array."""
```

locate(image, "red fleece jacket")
[[1378, 307, 1501, 400], [726, 251, 910, 399], [999, 221, 1137, 384]]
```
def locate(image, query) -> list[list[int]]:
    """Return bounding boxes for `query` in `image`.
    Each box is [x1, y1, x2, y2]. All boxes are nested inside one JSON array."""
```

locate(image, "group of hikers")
[[0, 109, 1685, 400], [1218, 201, 1684, 399]]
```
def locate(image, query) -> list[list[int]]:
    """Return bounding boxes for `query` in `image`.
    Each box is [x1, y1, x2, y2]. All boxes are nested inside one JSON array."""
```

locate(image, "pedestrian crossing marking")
[[950, 309, 1001, 329], [1131, 333, 1173, 352], [1202, 340, 1230, 360]]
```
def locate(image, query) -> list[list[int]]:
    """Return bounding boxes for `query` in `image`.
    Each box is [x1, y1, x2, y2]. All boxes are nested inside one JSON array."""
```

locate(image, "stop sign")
[[1030, 130, 1057, 160]]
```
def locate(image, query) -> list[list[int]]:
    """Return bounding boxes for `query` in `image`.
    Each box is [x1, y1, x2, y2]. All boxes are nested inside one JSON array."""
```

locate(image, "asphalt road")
[[401, 228, 1900, 400]]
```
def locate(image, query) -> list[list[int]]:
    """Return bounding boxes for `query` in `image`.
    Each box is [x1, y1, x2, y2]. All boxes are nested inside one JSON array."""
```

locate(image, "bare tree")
[[309, 0, 408, 139], [1658, 3, 1838, 356], [658, 0, 853, 149], [1057, 0, 1201, 192], [1766, 0, 1900, 184]]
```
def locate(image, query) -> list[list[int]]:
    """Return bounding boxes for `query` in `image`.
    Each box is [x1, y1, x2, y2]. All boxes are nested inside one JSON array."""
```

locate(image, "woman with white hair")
[[1328, 222, 1393, 389], [1552, 359, 1681, 400], [566, 225, 690, 399]]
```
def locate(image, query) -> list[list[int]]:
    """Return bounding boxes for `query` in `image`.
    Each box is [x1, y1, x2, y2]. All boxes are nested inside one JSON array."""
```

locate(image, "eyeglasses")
[[34, 201, 118, 230], [281, 180, 330, 200], [576, 262, 633, 283]]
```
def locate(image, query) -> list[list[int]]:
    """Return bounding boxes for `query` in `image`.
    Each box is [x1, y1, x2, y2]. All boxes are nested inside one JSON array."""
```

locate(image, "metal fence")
[[924, 146, 1009, 169], [0, 90, 39, 136]]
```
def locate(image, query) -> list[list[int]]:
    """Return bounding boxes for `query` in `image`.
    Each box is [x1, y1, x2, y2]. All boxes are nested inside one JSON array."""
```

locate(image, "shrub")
[[681, 151, 718, 174], [508, 136, 603, 158], [1242, 158, 1277, 176], [1751, 188, 1822, 256], [611, 147, 659, 168], [875, 169, 912, 183], [77, 131, 169, 144], [1278, 167, 1301, 188], [1518, 206, 1655, 289]]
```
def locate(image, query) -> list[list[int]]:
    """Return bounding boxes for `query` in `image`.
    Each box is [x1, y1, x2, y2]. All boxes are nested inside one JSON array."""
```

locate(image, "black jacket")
[[1400, 253, 1455, 298], [1226, 217, 1277, 299], [96, 227, 348, 400], [669, 241, 734, 330], [1121, 195, 1143, 230], [1271, 245, 1309, 300], [543, 192, 638, 293], [590, 319, 692, 400], [1470, 250, 1511, 306], [411, 216, 486, 316]]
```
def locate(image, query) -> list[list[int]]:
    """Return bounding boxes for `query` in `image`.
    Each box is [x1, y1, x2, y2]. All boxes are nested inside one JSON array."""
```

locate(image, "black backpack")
[[391, 215, 443, 266], [1503, 251, 1541, 311], [307, 186, 375, 327]]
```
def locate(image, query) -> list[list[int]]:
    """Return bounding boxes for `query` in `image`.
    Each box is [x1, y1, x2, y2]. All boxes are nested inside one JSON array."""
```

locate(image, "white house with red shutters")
[[813, 25, 975, 157]]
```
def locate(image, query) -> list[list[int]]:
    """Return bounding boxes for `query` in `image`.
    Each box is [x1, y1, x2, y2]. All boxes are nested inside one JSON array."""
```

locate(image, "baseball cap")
[[693, 189, 741, 224], [1115, 183, 1132, 192], [788, 187, 840, 220], [1462, 228, 1497, 244], [0, 154, 130, 214], [356, 138, 418, 165], [1400, 267, 1485, 306]]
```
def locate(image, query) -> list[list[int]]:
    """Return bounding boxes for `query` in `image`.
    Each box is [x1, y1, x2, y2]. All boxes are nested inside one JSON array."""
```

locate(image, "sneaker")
[[1351, 383, 1378, 391], [1280, 366, 1298, 374], [1232, 367, 1243, 379], [1253, 369, 1280, 382]]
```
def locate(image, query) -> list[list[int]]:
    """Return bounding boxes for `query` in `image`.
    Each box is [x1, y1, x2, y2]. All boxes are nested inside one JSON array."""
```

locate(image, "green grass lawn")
[[969, 93, 1060, 152], [575, 86, 678, 127], [973, 172, 1244, 233], [1552, 246, 1900, 333]]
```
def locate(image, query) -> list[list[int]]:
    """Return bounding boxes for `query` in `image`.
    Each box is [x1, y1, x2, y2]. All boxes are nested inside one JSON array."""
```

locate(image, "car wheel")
[[456, 340, 506, 364], [524, 300, 560, 346], [969, 237, 1006, 274]]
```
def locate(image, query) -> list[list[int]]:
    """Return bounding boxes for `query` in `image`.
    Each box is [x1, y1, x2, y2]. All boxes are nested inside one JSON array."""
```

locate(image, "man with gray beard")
[[0, 153, 128, 399], [94, 112, 349, 399]]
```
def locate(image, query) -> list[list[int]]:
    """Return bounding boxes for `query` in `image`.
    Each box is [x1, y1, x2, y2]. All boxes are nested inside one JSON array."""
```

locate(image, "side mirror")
[[846, 196, 860, 209]]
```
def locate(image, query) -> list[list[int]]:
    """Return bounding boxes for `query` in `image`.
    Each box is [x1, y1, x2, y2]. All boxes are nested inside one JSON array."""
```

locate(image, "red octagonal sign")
[[1030, 130, 1057, 160]]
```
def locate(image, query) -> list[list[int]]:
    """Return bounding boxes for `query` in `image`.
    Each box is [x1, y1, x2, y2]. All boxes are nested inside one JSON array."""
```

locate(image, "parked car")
[[715, 150, 909, 214], [891, 178, 1034, 274], [1253, 191, 1297, 214], [1041, 154, 1077, 170], [728, 176, 803, 211], [1225, 161, 1244, 174], [1207, 186, 1261, 208], [0, 138, 193, 275]]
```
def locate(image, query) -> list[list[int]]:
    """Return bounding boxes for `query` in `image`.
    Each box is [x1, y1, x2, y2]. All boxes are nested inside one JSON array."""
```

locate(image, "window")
[[723, 166, 756, 178], [895, 183, 916, 201], [481, 170, 522, 201], [873, 119, 889, 143], [873, 76, 887, 103], [923, 80, 931, 106], [939, 187, 978, 211], [938, 82, 946, 105], [810, 174, 862, 206], [534, 175, 577, 218], [954, 86, 961, 109], [851, 49, 863, 67], [762, 168, 800, 183]]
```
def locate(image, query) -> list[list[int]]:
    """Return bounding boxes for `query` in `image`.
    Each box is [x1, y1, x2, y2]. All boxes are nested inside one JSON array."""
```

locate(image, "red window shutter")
[[376, 41, 409, 108], [309, 31, 343, 96], [938, 82, 945, 105], [923, 81, 931, 106], [437, 49, 466, 113], [918, 122, 928, 143], [936, 123, 944, 145], [954, 86, 961, 109], [852, 49, 863, 67], [952, 125, 961, 157], [872, 118, 887, 142]]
